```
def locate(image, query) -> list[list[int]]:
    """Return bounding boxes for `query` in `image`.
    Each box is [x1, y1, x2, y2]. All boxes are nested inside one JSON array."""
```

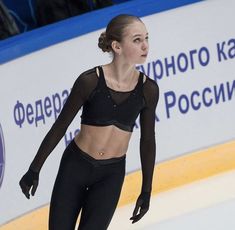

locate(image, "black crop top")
[[29, 66, 159, 193], [80, 66, 145, 132]]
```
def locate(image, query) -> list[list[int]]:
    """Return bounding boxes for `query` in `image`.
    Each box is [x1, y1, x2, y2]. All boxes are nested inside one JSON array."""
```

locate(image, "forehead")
[[123, 21, 148, 38]]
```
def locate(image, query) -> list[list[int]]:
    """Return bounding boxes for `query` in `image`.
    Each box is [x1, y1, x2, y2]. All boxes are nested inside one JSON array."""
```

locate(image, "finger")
[[19, 180, 30, 199], [131, 213, 144, 224], [131, 216, 139, 224], [31, 180, 38, 196], [133, 204, 140, 217], [22, 186, 30, 199], [131, 213, 142, 224], [130, 206, 139, 220], [131, 208, 148, 224], [132, 199, 142, 216]]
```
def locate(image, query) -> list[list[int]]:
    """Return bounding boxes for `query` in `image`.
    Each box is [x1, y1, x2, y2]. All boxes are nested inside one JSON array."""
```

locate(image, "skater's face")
[[116, 20, 149, 65]]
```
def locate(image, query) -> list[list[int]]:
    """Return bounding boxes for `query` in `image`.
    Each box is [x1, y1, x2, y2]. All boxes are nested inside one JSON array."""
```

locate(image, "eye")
[[133, 38, 141, 43], [145, 36, 149, 41]]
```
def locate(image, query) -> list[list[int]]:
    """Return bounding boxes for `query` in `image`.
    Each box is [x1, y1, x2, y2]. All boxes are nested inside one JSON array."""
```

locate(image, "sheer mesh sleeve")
[[29, 69, 98, 173], [139, 77, 159, 193]]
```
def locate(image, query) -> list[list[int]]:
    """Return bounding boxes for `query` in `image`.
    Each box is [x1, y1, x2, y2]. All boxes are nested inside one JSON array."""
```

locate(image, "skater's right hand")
[[19, 168, 39, 199]]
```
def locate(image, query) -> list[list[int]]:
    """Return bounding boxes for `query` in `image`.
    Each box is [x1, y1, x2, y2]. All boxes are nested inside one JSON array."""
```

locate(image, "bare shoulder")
[[95, 66, 100, 77]]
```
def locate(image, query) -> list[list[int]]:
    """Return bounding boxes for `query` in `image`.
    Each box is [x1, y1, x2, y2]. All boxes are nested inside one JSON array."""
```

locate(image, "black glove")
[[19, 168, 39, 199], [130, 192, 150, 224]]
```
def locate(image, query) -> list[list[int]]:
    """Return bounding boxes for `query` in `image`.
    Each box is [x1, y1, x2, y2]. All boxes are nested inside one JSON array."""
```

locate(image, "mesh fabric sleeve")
[[29, 69, 98, 173], [139, 77, 159, 193]]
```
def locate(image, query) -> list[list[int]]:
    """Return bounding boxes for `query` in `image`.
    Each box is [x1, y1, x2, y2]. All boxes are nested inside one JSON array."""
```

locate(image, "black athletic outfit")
[[19, 66, 159, 229]]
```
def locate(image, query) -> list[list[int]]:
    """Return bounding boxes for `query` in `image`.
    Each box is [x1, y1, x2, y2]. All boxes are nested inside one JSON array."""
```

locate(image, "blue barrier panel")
[[0, 0, 203, 64]]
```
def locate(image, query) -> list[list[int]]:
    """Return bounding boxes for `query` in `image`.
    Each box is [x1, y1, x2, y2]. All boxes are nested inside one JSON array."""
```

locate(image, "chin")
[[136, 58, 147, 65]]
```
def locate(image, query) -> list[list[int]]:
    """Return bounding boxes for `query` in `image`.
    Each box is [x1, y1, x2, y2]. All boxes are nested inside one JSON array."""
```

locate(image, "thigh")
[[78, 162, 125, 230], [49, 147, 90, 230]]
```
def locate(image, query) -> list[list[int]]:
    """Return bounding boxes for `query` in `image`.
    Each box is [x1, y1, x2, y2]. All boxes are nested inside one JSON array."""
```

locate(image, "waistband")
[[69, 139, 126, 166]]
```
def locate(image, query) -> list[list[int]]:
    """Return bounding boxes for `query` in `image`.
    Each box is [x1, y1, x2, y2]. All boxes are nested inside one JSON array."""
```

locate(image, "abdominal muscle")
[[74, 124, 132, 159]]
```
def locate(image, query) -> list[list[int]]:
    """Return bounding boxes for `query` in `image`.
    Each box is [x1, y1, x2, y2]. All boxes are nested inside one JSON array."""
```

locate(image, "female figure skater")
[[19, 14, 159, 230]]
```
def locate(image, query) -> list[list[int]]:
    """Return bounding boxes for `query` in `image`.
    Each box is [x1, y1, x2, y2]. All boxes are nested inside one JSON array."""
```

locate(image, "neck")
[[107, 60, 137, 84]]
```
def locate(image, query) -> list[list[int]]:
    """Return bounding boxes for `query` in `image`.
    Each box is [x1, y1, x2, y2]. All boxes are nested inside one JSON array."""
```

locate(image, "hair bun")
[[98, 32, 111, 52]]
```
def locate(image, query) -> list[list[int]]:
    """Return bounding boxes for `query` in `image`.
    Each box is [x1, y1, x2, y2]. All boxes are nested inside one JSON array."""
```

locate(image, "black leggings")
[[49, 140, 126, 230]]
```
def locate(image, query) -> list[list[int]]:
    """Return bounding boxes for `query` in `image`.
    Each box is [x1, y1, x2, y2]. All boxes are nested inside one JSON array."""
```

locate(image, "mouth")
[[141, 54, 148, 58]]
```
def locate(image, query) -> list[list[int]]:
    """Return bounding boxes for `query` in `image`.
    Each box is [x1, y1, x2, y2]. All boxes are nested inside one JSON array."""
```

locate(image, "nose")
[[142, 40, 148, 50]]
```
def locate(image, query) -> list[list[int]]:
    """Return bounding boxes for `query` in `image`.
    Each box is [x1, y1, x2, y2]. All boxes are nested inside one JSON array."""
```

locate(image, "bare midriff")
[[74, 124, 132, 159]]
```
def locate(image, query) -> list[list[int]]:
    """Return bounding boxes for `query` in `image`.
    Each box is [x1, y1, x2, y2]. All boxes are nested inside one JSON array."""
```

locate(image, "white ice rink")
[[110, 170, 235, 230]]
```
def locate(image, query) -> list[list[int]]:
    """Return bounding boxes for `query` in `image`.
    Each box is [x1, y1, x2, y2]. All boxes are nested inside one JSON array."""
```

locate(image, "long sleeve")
[[29, 69, 98, 172], [139, 77, 159, 193]]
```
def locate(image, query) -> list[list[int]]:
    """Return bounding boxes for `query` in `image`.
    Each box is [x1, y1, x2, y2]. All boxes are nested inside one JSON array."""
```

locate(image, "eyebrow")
[[133, 33, 149, 38]]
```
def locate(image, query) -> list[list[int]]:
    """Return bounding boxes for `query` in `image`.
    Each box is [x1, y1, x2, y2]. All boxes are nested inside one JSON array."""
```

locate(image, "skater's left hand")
[[130, 192, 150, 224]]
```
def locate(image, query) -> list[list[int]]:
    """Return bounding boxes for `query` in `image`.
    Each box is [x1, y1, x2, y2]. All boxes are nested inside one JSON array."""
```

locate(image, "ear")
[[111, 41, 122, 55]]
